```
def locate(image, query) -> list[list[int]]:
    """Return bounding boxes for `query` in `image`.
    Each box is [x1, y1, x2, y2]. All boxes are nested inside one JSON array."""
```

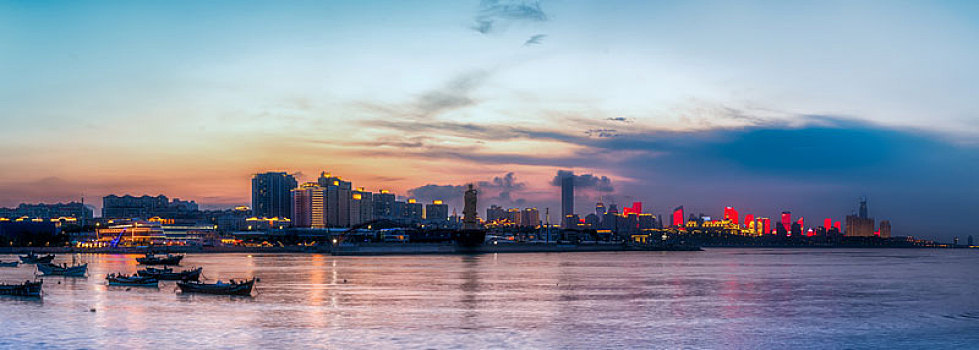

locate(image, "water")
[[0, 249, 977, 349]]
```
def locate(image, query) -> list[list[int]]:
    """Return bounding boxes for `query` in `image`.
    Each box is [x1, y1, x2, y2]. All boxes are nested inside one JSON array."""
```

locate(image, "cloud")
[[524, 34, 546, 45], [472, 0, 549, 34], [407, 172, 530, 210], [551, 170, 615, 192]]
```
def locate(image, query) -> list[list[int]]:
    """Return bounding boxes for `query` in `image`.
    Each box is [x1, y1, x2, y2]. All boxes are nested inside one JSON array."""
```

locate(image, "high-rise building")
[[351, 188, 373, 226], [486, 205, 506, 222], [845, 215, 875, 237], [373, 191, 395, 219], [672, 206, 684, 228], [425, 200, 449, 222], [859, 197, 869, 219], [522, 208, 540, 227], [780, 212, 792, 232], [622, 202, 642, 216], [824, 218, 832, 229], [506, 208, 522, 226], [405, 199, 424, 223], [723, 206, 739, 225], [291, 183, 326, 228], [252, 172, 297, 219], [878, 220, 891, 238], [1, 202, 95, 225], [560, 172, 574, 228]]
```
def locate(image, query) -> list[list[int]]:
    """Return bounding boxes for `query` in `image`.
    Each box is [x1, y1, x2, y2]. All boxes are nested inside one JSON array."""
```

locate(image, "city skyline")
[[2, 1, 978, 238]]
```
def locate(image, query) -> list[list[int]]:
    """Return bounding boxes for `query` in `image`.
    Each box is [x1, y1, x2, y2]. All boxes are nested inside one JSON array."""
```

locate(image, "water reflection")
[[0, 250, 977, 349]]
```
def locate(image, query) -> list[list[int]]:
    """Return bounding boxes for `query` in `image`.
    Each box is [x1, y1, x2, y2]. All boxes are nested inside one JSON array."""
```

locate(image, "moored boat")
[[136, 253, 184, 265], [0, 280, 42, 297], [106, 273, 159, 287], [177, 278, 255, 296], [19, 252, 55, 264], [37, 262, 88, 277], [137, 266, 202, 281], [0, 261, 18, 267]]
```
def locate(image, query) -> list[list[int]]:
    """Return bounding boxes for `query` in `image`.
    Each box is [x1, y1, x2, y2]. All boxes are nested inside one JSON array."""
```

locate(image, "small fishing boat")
[[136, 252, 184, 265], [137, 266, 202, 281], [177, 278, 255, 296], [37, 262, 88, 277], [0, 280, 42, 297], [0, 261, 18, 267], [106, 273, 158, 287], [19, 252, 55, 264]]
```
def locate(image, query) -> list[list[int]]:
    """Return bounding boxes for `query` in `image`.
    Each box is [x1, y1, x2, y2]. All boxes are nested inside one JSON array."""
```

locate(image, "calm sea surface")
[[0, 249, 977, 349]]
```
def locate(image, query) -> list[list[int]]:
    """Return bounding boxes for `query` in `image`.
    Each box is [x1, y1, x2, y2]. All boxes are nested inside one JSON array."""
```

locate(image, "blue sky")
[[0, 1, 977, 239]]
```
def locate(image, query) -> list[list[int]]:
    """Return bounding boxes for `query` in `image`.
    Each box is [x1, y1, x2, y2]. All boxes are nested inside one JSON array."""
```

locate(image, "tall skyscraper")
[[251, 172, 297, 219], [560, 172, 574, 228], [859, 197, 868, 219], [351, 188, 373, 226], [780, 211, 792, 232]]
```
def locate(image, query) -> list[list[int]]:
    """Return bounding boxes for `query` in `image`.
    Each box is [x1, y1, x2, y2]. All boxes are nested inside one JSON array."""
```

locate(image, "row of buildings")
[[253, 171, 454, 229], [556, 170, 892, 238]]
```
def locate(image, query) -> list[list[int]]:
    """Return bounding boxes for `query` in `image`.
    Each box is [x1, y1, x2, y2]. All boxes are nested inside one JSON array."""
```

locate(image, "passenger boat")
[[137, 266, 202, 281], [136, 252, 184, 265], [19, 252, 55, 264], [106, 273, 159, 287], [0, 280, 42, 297], [0, 261, 18, 267], [177, 278, 255, 296], [37, 262, 88, 277]]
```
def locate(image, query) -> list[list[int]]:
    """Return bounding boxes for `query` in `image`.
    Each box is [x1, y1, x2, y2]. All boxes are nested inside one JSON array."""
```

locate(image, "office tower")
[[796, 217, 803, 229], [824, 218, 832, 229], [291, 183, 326, 228], [596, 202, 606, 216], [846, 198, 875, 237], [744, 214, 754, 232], [317, 172, 351, 227], [561, 172, 574, 228], [672, 206, 684, 227], [425, 200, 449, 222], [252, 172, 297, 219], [780, 212, 791, 232], [723, 207, 739, 225]]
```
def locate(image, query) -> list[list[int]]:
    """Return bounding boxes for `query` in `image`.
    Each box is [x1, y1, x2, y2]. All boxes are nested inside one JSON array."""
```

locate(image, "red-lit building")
[[672, 206, 684, 228], [781, 212, 791, 232], [622, 202, 642, 216], [724, 207, 740, 225], [824, 218, 832, 229]]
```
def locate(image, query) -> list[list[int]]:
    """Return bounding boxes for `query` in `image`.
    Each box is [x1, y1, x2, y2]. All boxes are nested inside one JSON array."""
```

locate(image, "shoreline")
[[0, 243, 966, 255]]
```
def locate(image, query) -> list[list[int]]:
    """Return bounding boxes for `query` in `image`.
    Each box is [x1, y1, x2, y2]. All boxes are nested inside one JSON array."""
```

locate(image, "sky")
[[1, 0, 977, 239]]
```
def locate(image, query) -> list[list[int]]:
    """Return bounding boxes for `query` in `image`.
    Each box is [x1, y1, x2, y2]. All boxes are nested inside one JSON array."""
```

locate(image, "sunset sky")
[[1, 1, 977, 238]]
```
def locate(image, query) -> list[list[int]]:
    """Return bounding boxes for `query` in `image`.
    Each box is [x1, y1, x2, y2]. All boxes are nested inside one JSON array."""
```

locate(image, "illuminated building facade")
[[0, 202, 93, 225], [252, 172, 297, 219], [291, 183, 326, 228], [781, 212, 791, 232], [672, 206, 684, 228], [724, 207, 739, 225], [879, 220, 891, 238], [522, 208, 540, 227]]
